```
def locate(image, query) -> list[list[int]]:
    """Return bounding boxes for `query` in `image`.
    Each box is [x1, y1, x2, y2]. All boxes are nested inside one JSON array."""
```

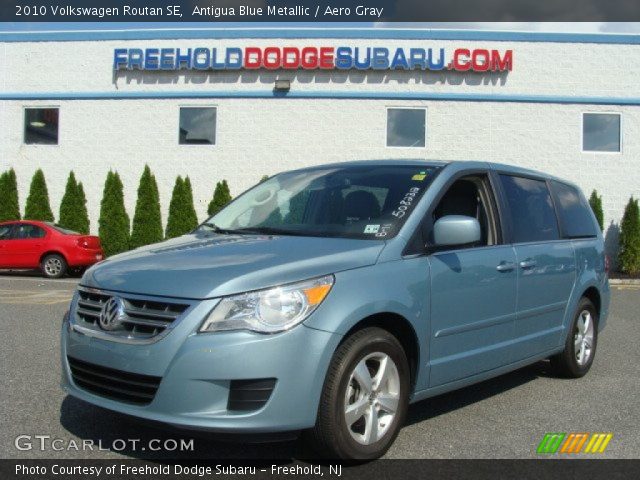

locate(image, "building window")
[[24, 108, 59, 145], [179, 107, 216, 145], [582, 113, 621, 153], [386, 108, 426, 148]]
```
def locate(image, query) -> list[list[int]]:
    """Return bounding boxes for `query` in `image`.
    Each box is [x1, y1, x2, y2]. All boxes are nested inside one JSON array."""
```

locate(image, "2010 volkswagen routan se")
[[61, 160, 609, 459]]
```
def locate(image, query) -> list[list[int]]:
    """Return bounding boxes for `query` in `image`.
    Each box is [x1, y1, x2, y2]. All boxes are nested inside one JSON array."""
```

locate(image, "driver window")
[[433, 175, 500, 247]]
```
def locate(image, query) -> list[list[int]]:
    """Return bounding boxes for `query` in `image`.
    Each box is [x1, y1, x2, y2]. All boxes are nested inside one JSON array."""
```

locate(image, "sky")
[[1, 22, 639, 33]]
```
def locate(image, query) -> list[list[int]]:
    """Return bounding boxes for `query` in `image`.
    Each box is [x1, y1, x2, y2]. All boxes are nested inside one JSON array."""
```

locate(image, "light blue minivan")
[[61, 160, 609, 459]]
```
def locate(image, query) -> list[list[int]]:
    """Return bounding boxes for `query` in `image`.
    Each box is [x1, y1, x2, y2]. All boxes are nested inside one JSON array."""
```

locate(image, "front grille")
[[68, 356, 161, 405], [75, 288, 190, 341], [227, 378, 277, 412]]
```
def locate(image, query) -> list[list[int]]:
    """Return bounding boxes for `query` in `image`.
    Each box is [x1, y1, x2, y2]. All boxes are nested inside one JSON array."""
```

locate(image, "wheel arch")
[[341, 312, 421, 392], [39, 250, 67, 265], [581, 286, 601, 318]]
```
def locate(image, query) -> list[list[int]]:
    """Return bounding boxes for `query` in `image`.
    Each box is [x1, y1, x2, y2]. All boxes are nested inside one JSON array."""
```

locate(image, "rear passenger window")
[[499, 175, 560, 243], [15, 224, 45, 239], [550, 181, 598, 238]]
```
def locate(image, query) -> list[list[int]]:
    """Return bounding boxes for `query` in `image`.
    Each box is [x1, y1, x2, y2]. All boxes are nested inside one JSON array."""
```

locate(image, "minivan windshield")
[[201, 165, 438, 240]]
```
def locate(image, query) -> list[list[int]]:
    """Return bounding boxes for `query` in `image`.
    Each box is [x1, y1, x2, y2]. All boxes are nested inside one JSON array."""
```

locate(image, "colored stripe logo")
[[537, 433, 613, 454]]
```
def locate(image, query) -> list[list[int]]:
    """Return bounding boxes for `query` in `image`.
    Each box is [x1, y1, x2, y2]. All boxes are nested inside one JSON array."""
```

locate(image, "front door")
[[11, 223, 47, 268], [428, 174, 518, 387]]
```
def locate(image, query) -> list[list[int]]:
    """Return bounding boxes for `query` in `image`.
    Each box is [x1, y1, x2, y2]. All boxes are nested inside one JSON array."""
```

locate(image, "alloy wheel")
[[343, 352, 400, 445], [44, 257, 62, 277], [574, 309, 595, 366]]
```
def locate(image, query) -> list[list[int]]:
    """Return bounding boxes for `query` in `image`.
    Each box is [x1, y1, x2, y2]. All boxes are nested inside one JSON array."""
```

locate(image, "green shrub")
[[165, 176, 184, 239], [259, 175, 270, 183], [98, 171, 130, 257], [76, 182, 90, 235], [618, 197, 640, 276], [182, 176, 199, 231], [58, 171, 89, 234], [166, 176, 200, 238], [130, 165, 163, 249], [24, 169, 54, 221], [207, 180, 232, 216], [588, 190, 604, 232], [0, 169, 20, 221]]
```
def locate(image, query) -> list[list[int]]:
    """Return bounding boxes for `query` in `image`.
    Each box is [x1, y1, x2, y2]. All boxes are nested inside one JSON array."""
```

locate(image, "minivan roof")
[[285, 159, 574, 186]]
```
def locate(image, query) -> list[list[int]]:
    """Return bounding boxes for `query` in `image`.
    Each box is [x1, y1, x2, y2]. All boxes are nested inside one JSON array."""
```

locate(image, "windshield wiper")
[[201, 223, 319, 237], [233, 226, 316, 237], [200, 223, 255, 235]]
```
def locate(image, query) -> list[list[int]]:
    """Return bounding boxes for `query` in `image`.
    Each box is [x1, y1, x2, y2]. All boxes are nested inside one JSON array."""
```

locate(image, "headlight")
[[199, 275, 334, 334]]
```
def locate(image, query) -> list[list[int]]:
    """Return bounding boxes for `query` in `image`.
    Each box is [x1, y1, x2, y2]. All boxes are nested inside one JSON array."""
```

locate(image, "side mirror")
[[433, 215, 481, 247]]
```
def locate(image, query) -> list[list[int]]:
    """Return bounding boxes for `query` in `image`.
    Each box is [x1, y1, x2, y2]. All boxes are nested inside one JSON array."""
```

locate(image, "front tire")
[[306, 327, 410, 460], [550, 297, 598, 378], [41, 254, 67, 279]]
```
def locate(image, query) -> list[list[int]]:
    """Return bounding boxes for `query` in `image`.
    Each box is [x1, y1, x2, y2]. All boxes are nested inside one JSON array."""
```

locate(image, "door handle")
[[519, 259, 537, 269], [496, 261, 516, 272]]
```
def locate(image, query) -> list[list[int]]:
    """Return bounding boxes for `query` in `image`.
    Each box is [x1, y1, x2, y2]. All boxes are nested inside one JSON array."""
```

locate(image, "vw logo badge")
[[99, 297, 125, 331]]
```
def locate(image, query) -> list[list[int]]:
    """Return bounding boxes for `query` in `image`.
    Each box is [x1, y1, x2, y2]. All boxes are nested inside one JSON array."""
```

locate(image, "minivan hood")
[[82, 233, 384, 299]]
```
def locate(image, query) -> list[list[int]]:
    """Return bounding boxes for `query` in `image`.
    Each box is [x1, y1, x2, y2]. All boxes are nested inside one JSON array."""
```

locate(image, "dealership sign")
[[113, 46, 513, 72]]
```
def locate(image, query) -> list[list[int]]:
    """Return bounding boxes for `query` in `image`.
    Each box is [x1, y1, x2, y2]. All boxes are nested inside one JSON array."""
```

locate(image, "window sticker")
[[392, 187, 421, 219], [412, 171, 428, 181], [375, 223, 394, 238], [364, 224, 380, 234]]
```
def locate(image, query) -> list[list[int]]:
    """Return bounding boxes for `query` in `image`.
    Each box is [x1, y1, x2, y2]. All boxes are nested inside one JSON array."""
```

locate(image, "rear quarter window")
[[549, 181, 598, 238], [499, 174, 560, 243]]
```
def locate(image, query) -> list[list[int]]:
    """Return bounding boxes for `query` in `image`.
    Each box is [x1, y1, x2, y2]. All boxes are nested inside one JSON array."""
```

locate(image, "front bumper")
[[61, 305, 342, 433]]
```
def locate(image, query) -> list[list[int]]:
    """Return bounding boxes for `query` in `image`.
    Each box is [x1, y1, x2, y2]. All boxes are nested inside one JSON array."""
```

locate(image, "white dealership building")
[[0, 28, 638, 256]]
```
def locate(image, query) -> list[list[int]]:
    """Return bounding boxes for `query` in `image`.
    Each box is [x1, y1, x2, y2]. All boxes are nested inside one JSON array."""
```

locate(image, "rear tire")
[[550, 297, 598, 378], [305, 327, 410, 460], [41, 254, 67, 279]]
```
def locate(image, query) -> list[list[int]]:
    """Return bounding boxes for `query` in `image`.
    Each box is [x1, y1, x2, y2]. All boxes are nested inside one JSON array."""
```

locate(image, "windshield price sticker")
[[392, 187, 421, 219]]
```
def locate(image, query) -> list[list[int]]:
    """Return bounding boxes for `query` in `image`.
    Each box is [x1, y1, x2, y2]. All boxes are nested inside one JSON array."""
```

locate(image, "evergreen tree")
[[182, 176, 199, 232], [618, 197, 640, 276], [166, 176, 199, 238], [58, 171, 79, 231], [165, 176, 185, 239], [207, 180, 232, 216], [588, 190, 604, 232], [58, 172, 90, 234], [0, 169, 20, 221], [0, 172, 6, 219], [98, 171, 130, 257], [130, 165, 163, 249], [24, 169, 54, 221], [76, 181, 90, 234]]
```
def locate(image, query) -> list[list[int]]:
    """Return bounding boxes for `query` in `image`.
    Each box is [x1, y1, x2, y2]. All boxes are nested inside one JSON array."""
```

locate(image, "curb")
[[609, 278, 640, 285]]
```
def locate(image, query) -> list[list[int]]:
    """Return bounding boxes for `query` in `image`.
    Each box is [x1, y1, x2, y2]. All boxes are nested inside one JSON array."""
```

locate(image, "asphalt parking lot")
[[0, 274, 638, 460]]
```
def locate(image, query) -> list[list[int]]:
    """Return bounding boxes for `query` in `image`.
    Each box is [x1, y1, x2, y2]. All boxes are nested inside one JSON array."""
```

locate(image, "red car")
[[0, 220, 104, 278]]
